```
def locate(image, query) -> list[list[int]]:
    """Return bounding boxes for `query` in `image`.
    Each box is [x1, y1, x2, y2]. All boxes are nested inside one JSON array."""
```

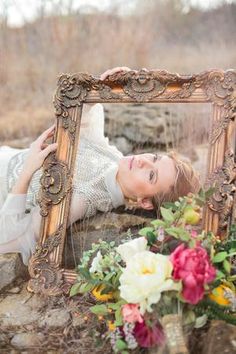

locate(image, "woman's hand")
[[23, 125, 58, 177], [100, 66, 133, 80]]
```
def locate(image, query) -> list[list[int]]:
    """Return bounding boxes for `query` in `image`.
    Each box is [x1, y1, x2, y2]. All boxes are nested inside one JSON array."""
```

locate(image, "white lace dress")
[[0, 104, 124, 265]]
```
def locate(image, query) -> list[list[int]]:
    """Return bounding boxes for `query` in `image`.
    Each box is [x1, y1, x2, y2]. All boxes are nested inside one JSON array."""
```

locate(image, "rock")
[[203, 320, 236, 354], [0, 254, 28, 291], [63, 210, 150, 267], [0, 333, 9, 346], [11, 333, 44, 349], [38, 308, 71, 328], [0, 285, 45, 327], [104, 103, 185, 148]]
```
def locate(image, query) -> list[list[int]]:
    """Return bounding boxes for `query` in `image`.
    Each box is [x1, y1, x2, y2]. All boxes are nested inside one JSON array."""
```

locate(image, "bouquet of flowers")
[[70, 189, 236, 354]]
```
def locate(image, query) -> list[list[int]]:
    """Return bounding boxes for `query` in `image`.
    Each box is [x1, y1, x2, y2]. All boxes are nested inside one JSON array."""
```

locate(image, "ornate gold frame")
[[27, 69, 236, 296]]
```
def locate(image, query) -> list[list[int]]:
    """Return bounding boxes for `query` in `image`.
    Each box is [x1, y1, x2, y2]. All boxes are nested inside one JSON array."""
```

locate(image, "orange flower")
[[209, 285, 233, 306], [91, 284, 114, 302]]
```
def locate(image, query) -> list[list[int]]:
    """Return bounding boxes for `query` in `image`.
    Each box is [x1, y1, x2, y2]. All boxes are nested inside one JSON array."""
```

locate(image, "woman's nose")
[[137, 157, 152, 168]]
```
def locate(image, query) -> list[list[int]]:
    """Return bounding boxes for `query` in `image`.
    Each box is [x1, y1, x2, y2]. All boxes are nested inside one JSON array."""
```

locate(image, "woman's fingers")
[[38, 124, 56, 143], [41, 142, 58, 159]]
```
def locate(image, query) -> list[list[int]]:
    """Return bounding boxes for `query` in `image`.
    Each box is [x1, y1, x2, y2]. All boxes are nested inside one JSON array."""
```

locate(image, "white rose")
[[119, 250, 179, 314], [116, 237, 148, 263], [89, 251, 103, 273]]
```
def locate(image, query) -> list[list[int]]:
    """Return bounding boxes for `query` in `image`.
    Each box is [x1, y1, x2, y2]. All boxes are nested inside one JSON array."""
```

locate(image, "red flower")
[[133, 320, 165, 348], [170, 244, 216, 304]]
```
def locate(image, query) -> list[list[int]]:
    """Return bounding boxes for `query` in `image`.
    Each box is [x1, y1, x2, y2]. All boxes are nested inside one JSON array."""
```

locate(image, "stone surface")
[[11, 333, 44, 349], [38, 308, 71, 328], [0, 333, 9, 347], [0, 284, 45, 327], [104, 103, 185, 148], [203, 320, 236, 354], [63, 210, 150, 267], [0, 253, 28, 291]]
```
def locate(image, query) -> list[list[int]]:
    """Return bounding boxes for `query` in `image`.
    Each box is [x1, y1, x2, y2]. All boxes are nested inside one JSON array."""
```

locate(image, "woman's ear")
[[137, 197, 154, 210]]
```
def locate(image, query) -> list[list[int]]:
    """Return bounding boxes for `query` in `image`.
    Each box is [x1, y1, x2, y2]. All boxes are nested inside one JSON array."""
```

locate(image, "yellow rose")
[[92, 284, 114, 302], [209, 285, 233, 306]]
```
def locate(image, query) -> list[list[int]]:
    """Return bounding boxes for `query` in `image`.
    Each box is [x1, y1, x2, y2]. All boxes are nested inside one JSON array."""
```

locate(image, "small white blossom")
[[89, 251, 103, 273]]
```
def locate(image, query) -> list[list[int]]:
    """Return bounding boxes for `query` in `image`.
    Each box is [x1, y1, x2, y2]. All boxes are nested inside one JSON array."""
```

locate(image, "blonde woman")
[[0, 68, 200, 265]]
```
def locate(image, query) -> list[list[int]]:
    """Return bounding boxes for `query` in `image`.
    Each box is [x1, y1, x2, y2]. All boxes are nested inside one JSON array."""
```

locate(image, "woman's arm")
[[0, 126, 58, 263], [11, 125, 57, 195]]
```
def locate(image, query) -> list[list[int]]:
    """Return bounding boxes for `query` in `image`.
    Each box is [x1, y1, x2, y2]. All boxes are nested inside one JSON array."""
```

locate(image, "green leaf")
[[160, 207, 175, 222], [138, 227, 154, 236], [213, 251, 228, 263], [78, 267, 92, 280], [115, 339, 127, 351], [146, 231, 156, 245], [165, 227, 178, 238], [189, 239, 197, 248], [216, 270, 225, 279], [79, 282, 94, 294], [103, 272, 114, 282], [223, 259, 231, 274], [90, 304, 109, 315], [162, 201, 176, 209], [114, 308, 123, 326], [100, 285, 113, 294], [69, 283, 81, 297], [150, 219, 165, 227], [108, 303, 120, 310], [108, 299, 126, 310]]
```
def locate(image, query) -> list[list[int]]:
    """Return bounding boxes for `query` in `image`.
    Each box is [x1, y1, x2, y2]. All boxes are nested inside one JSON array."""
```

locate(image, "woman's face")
[[116, 153, 176, 203]]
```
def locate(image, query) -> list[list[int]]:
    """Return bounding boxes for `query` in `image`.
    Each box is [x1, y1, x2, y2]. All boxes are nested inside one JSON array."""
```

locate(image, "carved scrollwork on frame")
[[54, 73, 92, 141], [205, 150, 236, 230], [100, 69, 236, 142], [38, 154, 72, 217], [28, 225, 64, 295]]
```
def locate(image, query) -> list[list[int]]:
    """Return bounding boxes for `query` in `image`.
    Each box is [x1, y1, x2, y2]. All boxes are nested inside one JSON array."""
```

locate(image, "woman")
[[0, 68, 200, 265]]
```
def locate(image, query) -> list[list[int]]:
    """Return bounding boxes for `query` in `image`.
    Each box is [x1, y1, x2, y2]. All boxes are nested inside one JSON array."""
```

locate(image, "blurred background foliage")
[[0, 0, 235, 143]]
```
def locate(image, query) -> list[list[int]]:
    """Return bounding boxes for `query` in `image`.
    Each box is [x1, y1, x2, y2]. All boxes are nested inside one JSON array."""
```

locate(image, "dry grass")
[[0, 1, 235, 142]]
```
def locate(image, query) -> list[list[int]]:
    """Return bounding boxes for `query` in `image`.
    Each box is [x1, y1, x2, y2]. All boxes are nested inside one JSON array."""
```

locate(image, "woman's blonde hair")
[[152, 150, 201, 215]]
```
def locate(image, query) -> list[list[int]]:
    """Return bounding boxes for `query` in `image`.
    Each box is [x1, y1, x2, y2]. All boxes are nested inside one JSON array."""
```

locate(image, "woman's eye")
[[149, 170, 154, 181]]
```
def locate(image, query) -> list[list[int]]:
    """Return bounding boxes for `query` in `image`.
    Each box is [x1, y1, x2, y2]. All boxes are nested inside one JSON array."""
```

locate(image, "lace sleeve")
[[68, 191, 97, 225]]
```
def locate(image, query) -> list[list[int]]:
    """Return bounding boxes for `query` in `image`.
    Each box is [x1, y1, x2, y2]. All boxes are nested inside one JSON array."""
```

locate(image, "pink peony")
[[170, 244, 216, 304], [121, 304, 143, 324], [134, 320, 165, 348]]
